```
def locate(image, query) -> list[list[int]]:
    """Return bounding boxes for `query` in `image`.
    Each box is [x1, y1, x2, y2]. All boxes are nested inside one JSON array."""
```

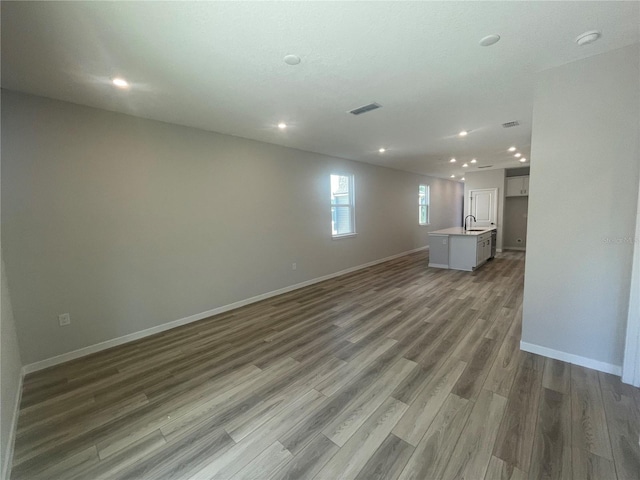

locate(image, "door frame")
[[467, 188, 498, 228]]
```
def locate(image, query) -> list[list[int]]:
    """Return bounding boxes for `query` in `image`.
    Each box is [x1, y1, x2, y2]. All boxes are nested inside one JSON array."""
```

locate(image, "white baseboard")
[[2, 372, 23, 480], [520, 341, 622, 375], [496, 248, 503, 253], [23, 245, 429, 374]]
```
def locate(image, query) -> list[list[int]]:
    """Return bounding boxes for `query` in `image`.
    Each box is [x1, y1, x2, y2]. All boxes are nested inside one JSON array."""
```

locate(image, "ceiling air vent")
[[478, 165, 494, 169], [502, 121, 520, 128], [348, 103, 382, 115]]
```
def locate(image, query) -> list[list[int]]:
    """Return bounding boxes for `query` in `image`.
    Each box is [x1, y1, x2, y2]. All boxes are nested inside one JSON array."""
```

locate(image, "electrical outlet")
[[58, 313, 71, 326], [292, 263, 297, 271]]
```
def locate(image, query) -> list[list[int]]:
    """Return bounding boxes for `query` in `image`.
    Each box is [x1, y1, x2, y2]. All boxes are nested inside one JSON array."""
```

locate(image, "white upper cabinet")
[[506, 176, 530, 197]]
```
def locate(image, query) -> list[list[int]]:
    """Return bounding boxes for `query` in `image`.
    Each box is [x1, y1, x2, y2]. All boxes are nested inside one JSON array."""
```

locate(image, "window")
[[419, 185, 430, 225], [331, 174, 355, 237]]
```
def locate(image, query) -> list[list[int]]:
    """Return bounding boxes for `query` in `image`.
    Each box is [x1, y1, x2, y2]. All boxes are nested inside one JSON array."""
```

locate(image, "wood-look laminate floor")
[[11, 251, 640, 480]]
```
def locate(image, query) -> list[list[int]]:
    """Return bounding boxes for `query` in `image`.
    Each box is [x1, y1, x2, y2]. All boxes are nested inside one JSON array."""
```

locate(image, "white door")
[[469, 188, 498, 227]]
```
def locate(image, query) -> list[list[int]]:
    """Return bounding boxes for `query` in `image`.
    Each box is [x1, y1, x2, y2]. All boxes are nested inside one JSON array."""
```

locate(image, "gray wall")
[[522, 44, 640, 369], [1, 253, 22, 480], [463, 169, 505, 250], [506, 167, 530, 178], [504, 197, 528, 249], [1, 91, 463, 365]]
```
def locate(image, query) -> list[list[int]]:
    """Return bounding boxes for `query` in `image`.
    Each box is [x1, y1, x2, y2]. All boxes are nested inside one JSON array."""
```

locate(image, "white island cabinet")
[[428, 227, 495, 271], [428, 234, 449, 268]]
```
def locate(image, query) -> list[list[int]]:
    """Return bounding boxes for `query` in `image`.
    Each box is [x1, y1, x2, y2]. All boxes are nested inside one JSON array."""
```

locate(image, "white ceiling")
[[2, 2, 639, 179]]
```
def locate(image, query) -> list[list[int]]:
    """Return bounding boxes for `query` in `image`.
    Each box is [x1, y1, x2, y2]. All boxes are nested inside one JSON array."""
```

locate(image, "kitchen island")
[[428, 226, 496, 271]]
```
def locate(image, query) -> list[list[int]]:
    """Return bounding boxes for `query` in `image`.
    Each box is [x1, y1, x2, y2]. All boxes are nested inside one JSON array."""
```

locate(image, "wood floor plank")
[[450, 318, 490, 362], [599, 376, 640, 480], [346, 309, 403, 343], [314, 397, 409, 480], [31, 446, 99, 480], [528, 387, 572, 480], [542, 358, 571, 395], [158, 358, 296, 443], [390, 364, 435, 406], [441, 389, 508, 480], [67, 430, 167, 480], [315, 337, 397, 396], [484, 332, 520, 397], [92, 364, 265, 460], [16, 396, 96, 434], [571, 365, 614, 460], [323, 357, 416, 446], [11, 396, 154, 477], [484, 456, 526, 480], [396, 394, 473, 480], [268, 433, 339, 480], [117, 427, 234, 480], [571, 447, 617, 480], [484, 306, 518, 342], [224, 356, 346, 443], [392, 359, 467, 446], [15, 392, 150, 462], [450, 336, 496, 400], [187, 389, 326, 480], [353, 434, 415, 480], [231, 441, 292, 480], [493, 352, 544, 473]]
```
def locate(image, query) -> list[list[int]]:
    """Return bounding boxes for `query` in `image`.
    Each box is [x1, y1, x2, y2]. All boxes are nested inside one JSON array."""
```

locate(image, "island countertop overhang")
[[429, 226, 497, 236]]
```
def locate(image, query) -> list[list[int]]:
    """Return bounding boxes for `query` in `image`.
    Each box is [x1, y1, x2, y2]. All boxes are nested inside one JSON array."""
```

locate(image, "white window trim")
[[419, 184, 430, 226], [330, 174, 356, 238], [332, 232, 358, 240]]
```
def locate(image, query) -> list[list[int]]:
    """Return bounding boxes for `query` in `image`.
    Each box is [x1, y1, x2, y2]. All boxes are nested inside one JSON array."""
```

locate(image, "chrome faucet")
[[464, 215, 476, 231]]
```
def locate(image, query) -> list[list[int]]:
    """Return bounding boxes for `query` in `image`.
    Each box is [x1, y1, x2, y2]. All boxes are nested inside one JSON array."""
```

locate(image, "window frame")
[[330, 174, 356, 238], [419, 184, 430, 226]]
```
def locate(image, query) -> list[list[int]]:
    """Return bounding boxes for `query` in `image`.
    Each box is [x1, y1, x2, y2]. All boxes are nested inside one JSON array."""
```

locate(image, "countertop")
[[429, 226, 496, 236]]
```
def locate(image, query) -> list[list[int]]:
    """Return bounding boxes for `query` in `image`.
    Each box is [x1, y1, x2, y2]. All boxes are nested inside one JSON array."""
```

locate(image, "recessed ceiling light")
[[479, 34, 501, 47], [284, 54, 301, 65], [508, 146, 517, 152], [462, 163, 468, 168], [576, 30, 601, 47], [514, 153, 522, 158], [520, 157, 527, 162], [459, 130, 468, 137], [111, 77, 129, 89], [278, 122, 287, 129], [379, 148, 386, 153], [450, 158, 456, 163], [470, 158, 477, 164], [450, 174, 456, 178], [461, 177, 465, 181]]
